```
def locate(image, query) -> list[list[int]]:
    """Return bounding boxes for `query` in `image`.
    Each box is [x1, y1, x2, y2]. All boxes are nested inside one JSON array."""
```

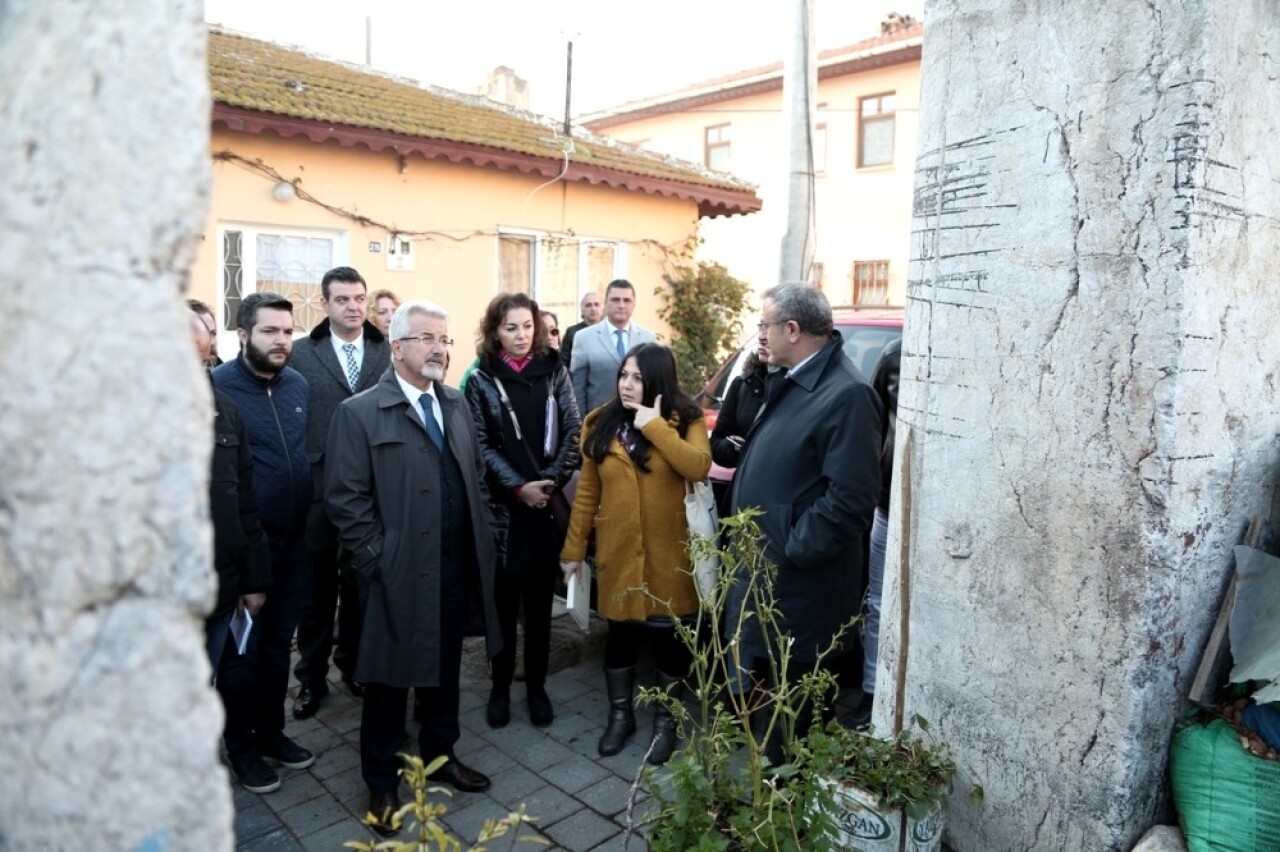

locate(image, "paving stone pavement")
[[232, 619, 662, 851], [231, 613, 867, 851]]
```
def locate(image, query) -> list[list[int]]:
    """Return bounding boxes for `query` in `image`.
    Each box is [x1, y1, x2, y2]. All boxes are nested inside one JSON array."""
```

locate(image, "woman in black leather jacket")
[[709, 344, 782, 513], [464, 293, 581, 730]]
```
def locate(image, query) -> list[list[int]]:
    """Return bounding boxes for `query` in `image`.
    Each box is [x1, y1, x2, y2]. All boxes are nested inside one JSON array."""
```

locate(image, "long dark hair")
[[583, 343, 703, 471], [475, 292, 550, 361]]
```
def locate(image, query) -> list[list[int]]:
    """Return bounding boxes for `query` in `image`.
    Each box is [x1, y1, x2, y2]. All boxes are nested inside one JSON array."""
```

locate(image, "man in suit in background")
[[290, 266, 392, 719], [569, 279, 656, 413], [560, 290, 603, 369]]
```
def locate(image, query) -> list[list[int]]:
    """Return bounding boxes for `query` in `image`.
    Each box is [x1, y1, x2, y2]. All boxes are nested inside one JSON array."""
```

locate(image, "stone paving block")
[[589, 829, 649, 851], [572, 773, 635, 818], [460, 742, 517, 776], [320, 766, 367, 806], [325, 705, 364, 735], [539, 754, 613, 795], [487, 762, 547, 810], [263, 772, 327, 812], [517, 783, 584, 827], [538, 710, 595, 746], [544, 670, 593, 703], [594, 741, 650, 781], [298, 814, 375, 852], [508, 734, 576, 772], [436, 792, 509, 846], [544, 807, 620, 851], [233, 799, 282, 844], [309, 742, 361, 781], [292, 726, 344, 758], [237, 826, 304, 851], [457, 702, 490, 736], [276, 793, 346, 837]]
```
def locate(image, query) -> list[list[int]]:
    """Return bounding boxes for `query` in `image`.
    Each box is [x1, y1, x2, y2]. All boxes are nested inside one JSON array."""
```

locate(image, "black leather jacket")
[[464, 352, 582, 546]]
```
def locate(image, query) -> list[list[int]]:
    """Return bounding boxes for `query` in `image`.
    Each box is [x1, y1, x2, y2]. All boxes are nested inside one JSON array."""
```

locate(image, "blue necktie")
[[614, 329, 625, 358], [419, 393, 444, 452]]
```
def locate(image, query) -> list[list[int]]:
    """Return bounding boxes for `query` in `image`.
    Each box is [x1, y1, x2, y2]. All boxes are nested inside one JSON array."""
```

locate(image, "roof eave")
[[582, 43, 922, 131], [211, 103, 761, 219]]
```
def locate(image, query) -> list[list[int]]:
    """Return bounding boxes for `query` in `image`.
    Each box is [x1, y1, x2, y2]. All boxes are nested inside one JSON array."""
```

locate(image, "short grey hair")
[[389, 299, 449, 340], [763, 283, 833, 337]]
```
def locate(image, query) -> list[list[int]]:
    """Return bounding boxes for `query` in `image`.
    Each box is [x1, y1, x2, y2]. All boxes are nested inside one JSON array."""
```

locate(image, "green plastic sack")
[[1171, 717, 1280, 851]]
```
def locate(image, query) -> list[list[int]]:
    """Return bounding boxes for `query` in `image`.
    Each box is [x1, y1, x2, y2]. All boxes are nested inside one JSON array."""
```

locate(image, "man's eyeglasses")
[[757, 319, 789, 332], [398, 334, 454, 348]]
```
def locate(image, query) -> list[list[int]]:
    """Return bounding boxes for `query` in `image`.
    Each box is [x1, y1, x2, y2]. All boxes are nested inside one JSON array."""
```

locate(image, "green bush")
[[656, 261, 751, 393]]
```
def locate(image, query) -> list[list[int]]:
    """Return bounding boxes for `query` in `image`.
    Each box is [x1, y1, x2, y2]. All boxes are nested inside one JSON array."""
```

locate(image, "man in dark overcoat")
[[290, 266, 392, 719], [324, 299, 501, 837], [728, 283, 883, 758]]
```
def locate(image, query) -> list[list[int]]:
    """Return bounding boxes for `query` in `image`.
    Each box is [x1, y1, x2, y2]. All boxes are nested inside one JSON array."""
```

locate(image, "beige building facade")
[[195, 29, 760, 363], [582, 23, 921, 306]]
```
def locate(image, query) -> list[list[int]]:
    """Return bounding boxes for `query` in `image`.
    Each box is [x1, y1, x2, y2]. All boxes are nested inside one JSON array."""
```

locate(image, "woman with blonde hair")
[[560, 343, 711, 764]]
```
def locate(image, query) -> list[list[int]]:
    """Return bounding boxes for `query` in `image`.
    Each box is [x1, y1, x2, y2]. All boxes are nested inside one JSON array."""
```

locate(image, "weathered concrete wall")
[[0, 2, 226, 849], [877, 1, 1280, 849]]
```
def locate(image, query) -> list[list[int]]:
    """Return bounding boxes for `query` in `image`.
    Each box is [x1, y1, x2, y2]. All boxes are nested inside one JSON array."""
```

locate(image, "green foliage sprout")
[[655, 259, 751, 393], [345, 753, 546, 852]]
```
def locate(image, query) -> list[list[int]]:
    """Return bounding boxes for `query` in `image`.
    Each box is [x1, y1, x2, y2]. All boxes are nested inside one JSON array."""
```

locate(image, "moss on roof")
[[208, 28, 753, 195]]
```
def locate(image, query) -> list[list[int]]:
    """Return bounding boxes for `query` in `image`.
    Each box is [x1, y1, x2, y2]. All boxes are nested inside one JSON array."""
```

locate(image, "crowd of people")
[[191, 268, 890, 838]]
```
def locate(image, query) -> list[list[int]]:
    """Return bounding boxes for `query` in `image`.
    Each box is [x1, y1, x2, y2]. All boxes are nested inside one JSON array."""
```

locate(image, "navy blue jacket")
[[212, 356, 312, 539]]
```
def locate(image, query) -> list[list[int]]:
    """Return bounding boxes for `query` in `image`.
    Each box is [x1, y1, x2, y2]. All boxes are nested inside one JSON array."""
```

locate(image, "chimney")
[[482, 66, 530, 110]]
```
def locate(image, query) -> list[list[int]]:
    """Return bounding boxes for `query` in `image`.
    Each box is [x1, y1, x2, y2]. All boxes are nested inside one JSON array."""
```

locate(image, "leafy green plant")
[[629, 511, 978, 850], [344, 753, 544, 851], [655, 261, 751, 393], [628, 510, 853, 851], [806, 716, 972, 822]]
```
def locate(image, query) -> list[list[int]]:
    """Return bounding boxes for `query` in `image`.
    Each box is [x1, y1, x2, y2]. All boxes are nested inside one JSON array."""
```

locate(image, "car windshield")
[[838, 325, 901, 379]]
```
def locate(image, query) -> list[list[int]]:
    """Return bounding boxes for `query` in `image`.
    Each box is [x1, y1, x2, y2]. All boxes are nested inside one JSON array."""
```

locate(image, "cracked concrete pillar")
[[0, 2, 226, 849], [877, 1, 1280, 849]]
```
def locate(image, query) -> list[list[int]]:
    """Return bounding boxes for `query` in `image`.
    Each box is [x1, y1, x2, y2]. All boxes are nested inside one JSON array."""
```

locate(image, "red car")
[[695, 306, 904, 488]]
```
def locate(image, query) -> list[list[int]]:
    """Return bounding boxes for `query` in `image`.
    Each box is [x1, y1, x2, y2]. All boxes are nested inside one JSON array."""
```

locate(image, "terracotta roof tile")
[[207, 27, 758, 212]]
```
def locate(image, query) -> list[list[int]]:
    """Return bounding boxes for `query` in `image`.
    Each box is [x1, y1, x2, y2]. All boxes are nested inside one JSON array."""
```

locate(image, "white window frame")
[[214, 222, 348, 361], [493, 228, 627, 304]]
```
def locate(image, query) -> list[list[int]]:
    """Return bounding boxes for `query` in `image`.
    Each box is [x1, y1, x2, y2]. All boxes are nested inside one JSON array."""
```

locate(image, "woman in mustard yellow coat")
[[560, 343, 711, 764]]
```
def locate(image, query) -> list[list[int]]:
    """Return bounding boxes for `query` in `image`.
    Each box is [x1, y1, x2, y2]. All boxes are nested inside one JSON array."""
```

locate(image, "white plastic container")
[[819, 778, 945, 852]]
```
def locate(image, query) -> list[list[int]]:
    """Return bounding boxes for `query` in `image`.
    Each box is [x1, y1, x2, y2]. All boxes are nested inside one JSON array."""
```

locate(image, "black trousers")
[[490, 564, 557, 692], [294, 541, 361, 687], [359, 579, 465, 794], [220, 536, 305, 761], [604, 619, 692, 676]]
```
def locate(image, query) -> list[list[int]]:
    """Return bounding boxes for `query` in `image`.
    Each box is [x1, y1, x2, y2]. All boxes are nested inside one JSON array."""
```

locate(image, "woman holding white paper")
[[559, 343, 711, 765]]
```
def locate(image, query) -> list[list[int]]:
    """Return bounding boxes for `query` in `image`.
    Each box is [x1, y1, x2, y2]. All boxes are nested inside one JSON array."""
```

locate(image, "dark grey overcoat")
[[324, 369, 501, 687], [728, 332, 883, 665]]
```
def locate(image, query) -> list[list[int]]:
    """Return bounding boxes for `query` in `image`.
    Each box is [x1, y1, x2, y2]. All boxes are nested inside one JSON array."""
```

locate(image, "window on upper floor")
[[858, 92, 896, 168], [705, 123, 731, 171], [852, 260, 890, 305]]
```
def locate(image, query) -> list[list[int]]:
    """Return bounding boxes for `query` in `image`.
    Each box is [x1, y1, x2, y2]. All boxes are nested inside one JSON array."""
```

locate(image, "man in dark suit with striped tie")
[[290, 266, 391, 719]]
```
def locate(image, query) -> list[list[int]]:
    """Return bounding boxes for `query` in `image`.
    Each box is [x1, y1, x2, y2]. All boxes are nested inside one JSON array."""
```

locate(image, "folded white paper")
[[229, 606, 254, 656], [565, 564, 591, 632]]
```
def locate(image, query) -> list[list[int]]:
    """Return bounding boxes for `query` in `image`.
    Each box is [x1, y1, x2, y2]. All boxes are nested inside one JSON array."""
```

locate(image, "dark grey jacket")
[[728, 332, 883, 663], [290, 318, 391, 549], [324, 370, 501, 687]]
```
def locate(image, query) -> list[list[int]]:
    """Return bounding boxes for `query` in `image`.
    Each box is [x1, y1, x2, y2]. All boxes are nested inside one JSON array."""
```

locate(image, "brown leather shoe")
[[427, 758, 491, 793], [366, 788, 401, 837]]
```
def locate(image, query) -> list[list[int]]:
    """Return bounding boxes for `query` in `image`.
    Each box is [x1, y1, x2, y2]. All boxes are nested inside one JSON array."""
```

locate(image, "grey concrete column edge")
[[876, 1, 1280, 850], [0, 1, 226, 849]]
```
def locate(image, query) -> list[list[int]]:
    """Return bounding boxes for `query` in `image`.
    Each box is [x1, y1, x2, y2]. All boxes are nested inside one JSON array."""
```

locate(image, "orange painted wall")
[[192, 129, 700, 361]]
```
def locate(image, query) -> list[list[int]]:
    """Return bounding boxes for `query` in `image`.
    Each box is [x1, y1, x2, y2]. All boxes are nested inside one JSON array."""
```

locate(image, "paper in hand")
[[565, 563, 591, 632], [229, 605, 254, 656]]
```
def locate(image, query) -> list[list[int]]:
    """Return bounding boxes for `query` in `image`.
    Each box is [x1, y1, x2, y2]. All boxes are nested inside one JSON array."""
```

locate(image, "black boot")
[[598, 666, 636, 756], [646, 670, 683, 766]]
